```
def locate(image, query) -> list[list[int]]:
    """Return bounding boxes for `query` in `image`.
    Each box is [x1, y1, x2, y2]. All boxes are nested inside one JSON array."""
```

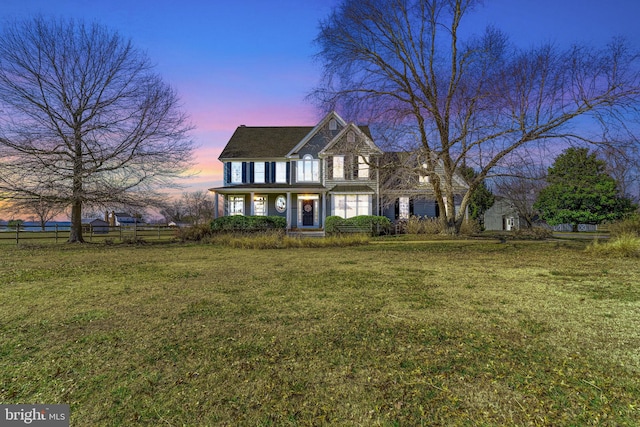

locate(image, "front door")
[[302, 199, 314, 226]]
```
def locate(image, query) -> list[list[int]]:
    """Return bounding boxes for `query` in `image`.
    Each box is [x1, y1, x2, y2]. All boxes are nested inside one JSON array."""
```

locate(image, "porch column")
[[322, 191, 327, 228], [250, 192, 255, 215], [286, 192, 292, 229]]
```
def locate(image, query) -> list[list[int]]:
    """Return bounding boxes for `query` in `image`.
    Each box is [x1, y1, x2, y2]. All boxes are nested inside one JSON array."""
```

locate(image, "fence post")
[[16, 223, 19, 245], [134, 222, 137, 241], [89, 224, 93, 242], [55, 224, 58, 243], [157, 225, 161, 240]]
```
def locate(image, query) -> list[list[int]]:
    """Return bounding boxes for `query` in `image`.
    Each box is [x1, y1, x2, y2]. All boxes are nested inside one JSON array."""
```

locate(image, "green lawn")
[[1, 239, 638, 425]]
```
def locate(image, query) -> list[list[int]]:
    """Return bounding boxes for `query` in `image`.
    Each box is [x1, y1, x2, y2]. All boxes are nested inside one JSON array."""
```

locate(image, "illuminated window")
[[358, 156, 369, 179], [333, 155, 344, 179], [253, 196, 267, 216], [332, 194, 371, 218], [275, 162, 287, 183], [228, 196, 244, 216], [254, 162, 265, 183], [231, 162, 242, 184], [297, 155, 319, 182], [399, 197, 410, 219], [329, 119, 337, 130]]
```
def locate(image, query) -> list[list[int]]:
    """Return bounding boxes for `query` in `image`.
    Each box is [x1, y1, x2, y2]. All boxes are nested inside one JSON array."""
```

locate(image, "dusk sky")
[[2, 0, 640, 195]]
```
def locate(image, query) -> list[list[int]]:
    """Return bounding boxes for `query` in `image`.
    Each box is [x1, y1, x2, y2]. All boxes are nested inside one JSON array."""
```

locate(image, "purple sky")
[[2, 0, 639, 194]]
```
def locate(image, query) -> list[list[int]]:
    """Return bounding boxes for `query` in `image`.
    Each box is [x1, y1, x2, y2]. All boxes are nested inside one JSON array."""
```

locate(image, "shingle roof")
[[219, 127, 313, 159], [219, 125, 375, 160]]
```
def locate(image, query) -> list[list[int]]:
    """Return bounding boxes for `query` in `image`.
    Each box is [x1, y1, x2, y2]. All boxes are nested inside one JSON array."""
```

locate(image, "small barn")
[[484, 199, 525, 231], [88, 218, 110, 234]]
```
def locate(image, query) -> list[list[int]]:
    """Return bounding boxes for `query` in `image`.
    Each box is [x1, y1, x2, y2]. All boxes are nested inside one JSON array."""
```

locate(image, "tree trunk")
[[68, 200, 84, 243]]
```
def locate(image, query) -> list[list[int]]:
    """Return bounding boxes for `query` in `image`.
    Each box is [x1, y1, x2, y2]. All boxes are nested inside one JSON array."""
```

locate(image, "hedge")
[[325, 215, 391, 235], [210, 215, 286, 233]]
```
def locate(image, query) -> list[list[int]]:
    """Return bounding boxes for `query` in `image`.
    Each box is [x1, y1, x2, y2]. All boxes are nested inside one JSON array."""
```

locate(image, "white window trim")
[[333, 155, 344, 179], [297, 155, 319, 183], [358, 155, 369, 179], [275, 162, 287, 183], [254, 162, 265, 184], [231, 162, 242, 184], [253, 195, 267, 216], [228, 195, 244, 216], [331, 194, 371, 218]]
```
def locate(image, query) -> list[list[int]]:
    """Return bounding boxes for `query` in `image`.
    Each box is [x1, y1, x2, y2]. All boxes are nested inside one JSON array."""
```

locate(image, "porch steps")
[[287, 230, 326, 238]]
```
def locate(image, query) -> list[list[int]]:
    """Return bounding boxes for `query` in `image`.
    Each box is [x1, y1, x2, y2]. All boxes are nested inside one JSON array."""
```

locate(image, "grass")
[[587, 233, 640, 258], [1, 238, 639, 425]]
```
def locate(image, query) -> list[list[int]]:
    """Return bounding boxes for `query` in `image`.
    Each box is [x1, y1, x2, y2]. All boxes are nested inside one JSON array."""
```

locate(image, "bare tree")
[[313, 0, 640, 233], [0, 17, 195, 242], [159, 191, 214, 225], [493, 155, 548, 228], [6, 196, 66, 230]]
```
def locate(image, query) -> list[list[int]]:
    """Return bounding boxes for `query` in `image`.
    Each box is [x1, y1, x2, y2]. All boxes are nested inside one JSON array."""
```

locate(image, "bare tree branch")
[[312, 0, 640, 233], [0, 17, 195, 242]]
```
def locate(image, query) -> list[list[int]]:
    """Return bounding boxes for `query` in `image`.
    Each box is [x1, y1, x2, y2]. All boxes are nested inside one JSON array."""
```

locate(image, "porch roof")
[[329, 185, 375, 194]]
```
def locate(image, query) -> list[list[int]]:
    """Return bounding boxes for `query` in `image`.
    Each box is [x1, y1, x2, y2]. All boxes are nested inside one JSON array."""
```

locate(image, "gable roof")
[[318, 122, 382, 157], [219, 126, 313, 160], [219, 111, 375, 161]]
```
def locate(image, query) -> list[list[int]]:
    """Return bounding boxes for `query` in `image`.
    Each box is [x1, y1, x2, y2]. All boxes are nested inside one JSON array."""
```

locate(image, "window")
[[253, 196, 267, 216], [358, 156, 369, 179], [419, 163, 430, 184], [399, 197, 410, 219], [275, 195, 286, 213], [347, 131, 355, 143], [297, 155, 319, 182], [329, 118, 337, 130], [333, 155, 344, 179], [228, 196, 244, 216], [275, 162, 287, 183], [254, 162, 265, 183], [231, 162, 242, 184], [332, 194, 371, 218]]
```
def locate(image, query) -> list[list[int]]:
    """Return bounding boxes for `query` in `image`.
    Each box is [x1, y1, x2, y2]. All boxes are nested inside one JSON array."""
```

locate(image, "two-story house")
[[211, 112, 383, 231]]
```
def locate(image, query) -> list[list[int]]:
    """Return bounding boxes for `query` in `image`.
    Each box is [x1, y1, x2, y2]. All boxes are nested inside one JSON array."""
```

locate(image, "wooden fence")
[[0, 223, 180, 245]]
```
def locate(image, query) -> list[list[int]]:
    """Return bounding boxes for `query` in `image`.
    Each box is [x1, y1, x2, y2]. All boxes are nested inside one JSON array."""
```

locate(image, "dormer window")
[[329, 119, 338, 131]]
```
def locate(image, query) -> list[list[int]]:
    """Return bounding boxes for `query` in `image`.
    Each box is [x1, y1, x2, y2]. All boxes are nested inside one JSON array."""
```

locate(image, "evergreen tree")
[[534, 148, 635, 230], [459, 166, 494, 221]]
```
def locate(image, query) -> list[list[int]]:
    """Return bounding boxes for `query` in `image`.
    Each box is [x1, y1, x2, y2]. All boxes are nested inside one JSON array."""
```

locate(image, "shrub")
[[587, 233, 640, 257], [608, 215, 640, 238], [459, 219, 481, 236], [404, 216, 442, 234], [175, 223, 213, 242], [325, 215, 391, 235], [210, 215, 286, 233], [209, 231, 369, 249]]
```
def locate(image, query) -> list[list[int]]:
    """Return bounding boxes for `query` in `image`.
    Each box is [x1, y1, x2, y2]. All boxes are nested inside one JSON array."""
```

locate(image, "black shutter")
[[410, 198, 414, 216], [271, 162, 276, 183], [265, 162, 271, 183], [394, 198, 399, 220], [224, 162, 231, 184], [242, 162, 248, 183], [249, 162, 255, 183], [286, 162, 290, 183]]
